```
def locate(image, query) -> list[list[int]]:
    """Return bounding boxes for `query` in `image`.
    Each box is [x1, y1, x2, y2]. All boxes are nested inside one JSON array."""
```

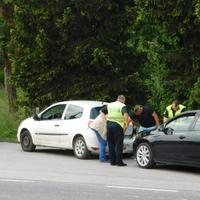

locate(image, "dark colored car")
[[133, 110, 200, 168]]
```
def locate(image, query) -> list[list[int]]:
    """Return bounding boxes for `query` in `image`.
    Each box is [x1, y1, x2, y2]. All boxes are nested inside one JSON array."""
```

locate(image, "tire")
[[20, 130, 36, 152], [136, 143, 155, 168], [73, 136, 90, 159]]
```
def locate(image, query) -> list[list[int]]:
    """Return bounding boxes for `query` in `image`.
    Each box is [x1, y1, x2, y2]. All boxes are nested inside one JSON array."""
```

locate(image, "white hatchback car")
[[17, 100, 135, 159]]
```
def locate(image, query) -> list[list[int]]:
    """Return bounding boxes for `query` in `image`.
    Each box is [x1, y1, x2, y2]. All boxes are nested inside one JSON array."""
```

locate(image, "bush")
[[0, 86, 18, 141], [0, 69, 4, 86]]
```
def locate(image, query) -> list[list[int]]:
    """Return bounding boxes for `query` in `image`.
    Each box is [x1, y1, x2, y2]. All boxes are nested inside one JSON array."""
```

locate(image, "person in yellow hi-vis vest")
[[163, 100, 186, 123], [101, 95, 129, 166]]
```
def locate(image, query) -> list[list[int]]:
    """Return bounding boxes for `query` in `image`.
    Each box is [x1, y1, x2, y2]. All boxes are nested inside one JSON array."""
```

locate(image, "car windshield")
[[90, 106, 103, 119]]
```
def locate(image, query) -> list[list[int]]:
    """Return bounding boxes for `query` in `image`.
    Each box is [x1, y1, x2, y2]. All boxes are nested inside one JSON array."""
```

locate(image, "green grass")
[[0, 87, 18, 142]]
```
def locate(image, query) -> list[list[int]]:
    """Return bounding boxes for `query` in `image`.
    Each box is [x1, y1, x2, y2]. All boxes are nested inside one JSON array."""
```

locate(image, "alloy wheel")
[[74, 139, 86, 157], [73, 136, 90, 159], [136, 144, 151, 167]]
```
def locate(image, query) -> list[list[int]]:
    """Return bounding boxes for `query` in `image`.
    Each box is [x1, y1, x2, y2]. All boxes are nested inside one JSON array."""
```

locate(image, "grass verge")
[[0, 87, 18, 142]]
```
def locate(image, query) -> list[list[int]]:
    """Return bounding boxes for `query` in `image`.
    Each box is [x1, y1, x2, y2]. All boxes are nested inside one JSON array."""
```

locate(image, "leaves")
[[1, 0, 200, 117], [8, 0, 138, 109]]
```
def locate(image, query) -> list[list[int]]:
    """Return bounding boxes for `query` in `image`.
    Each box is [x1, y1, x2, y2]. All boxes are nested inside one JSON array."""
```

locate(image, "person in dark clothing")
[[130, 105, 160, 136], [101, 95, 129, 166]]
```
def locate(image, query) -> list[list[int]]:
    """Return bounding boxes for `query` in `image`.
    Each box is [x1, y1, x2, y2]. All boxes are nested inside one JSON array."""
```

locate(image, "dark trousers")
[[107, 121, 124, 165]]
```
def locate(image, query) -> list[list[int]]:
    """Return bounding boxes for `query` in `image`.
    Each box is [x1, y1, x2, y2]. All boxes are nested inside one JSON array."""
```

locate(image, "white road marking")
[[106, 185, 179, 193], [0, 178, 34, 183]]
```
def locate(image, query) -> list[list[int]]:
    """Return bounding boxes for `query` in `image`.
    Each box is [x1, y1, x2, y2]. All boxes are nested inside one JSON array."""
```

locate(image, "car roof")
[[180, 110, 200, 114], [53, 100, 107, 108], [166, 109, 200, 124]]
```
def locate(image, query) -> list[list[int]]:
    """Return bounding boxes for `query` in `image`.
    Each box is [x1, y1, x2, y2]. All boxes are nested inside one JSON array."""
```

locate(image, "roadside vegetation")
[[0, 87, 18, 142], [0, 1, 200, 141]]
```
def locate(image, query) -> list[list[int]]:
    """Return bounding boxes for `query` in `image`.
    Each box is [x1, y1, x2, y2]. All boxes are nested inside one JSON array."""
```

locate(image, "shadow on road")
[[154, 164, 200, 174], [34, 148, 133, 161], [34, 148, 99, 160]]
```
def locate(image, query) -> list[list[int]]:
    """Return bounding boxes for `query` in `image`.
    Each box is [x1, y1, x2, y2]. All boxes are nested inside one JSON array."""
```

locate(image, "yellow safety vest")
[[107, 101, 125, 128], [166, 104, 186, 119]]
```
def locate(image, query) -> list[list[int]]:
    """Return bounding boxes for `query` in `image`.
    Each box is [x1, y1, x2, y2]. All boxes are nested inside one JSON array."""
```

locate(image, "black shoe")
[[117, 163, 127, 166], [110, 163, 116, 166]]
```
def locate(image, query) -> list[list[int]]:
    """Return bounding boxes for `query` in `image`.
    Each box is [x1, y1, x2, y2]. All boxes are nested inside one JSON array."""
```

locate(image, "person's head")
[[134, 105, 143, 115], [117, 95, 126, 104], [172, 100, 180, 111]]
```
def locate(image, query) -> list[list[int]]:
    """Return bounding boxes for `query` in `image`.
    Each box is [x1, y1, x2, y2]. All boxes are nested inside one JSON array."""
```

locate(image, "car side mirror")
[[33, 114, 40, 121], [158, 124, 165, 132], [165, 127, 174, 135]]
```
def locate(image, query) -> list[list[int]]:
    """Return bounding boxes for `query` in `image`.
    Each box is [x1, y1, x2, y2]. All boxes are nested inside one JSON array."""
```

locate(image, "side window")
[[194, 117, 200, 131], [90, 106, 103, 119], [65, 104, 83, 120], [40, 104, 66, 120], [166, 114, 195, 131]]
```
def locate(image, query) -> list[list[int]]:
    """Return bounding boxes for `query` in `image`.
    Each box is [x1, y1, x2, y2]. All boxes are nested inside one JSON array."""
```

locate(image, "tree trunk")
[[4, 58, 16, 113], [0, 1, 16, 113]]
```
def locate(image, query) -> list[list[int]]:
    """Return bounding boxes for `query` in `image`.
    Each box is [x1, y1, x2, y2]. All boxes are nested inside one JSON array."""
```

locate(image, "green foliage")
[[129, 0, 200, 114], [0, 16, 10, 64], [195, 0, 200, 21], [0, 18, 5, 85], [3, 0, 13, 4], [0, 69, 4, 85], [0, 85, 32, 141], [0, 1, 13, 53], [1, 0, 200, 123], [11, 0, 140, 110], [0, 87, 17, 141], [129, 0, 178, 113], [188, 78, 200, 109]]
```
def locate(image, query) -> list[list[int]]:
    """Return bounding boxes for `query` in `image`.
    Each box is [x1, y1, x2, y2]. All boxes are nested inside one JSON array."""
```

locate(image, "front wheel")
[[136, 143, 155, 168], [20, 130, 36, 152], [73, 136, 90, 159]]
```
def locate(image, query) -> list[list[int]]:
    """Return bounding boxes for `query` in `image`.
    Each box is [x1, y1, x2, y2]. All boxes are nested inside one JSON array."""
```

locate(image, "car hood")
[[150, 129, 160, 134], [20, 117, 34, 126], [137, 129, 161, 139]]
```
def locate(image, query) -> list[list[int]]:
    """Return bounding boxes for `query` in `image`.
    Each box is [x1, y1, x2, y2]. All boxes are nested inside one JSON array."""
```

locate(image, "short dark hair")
[[134, 105, 142, 113], [172, 100, 179, 107]]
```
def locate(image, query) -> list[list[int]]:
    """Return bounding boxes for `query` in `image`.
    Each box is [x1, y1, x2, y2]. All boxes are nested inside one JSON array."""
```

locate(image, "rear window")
[[90, 106, 103, 119]]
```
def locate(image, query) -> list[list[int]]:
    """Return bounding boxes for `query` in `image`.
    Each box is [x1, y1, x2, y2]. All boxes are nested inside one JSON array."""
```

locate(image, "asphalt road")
[[0, 142, 200, 200]]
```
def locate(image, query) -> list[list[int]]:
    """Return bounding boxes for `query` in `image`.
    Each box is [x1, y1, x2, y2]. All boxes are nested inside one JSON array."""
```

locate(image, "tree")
[[11, 0, 140, 110], [0, 0, 16, 113], [130, 0, 200, 114], [8, 0, 200, 115]]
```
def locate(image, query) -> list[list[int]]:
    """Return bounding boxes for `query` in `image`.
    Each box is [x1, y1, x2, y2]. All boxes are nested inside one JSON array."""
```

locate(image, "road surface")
[[0, 142, 200, 200]]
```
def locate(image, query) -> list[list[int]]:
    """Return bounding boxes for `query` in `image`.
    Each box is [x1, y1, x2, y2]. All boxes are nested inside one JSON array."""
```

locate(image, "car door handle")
[[179, 135, 186, 139], [54, 124, 60, 127]]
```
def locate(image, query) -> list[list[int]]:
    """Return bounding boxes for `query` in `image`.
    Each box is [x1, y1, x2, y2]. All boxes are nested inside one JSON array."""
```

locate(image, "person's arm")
[[152, 111, 160, 128], [163, 116, 168, 124], [163, 109, 168, 124], [128, 116, 134, 125], [122, 106, 129, 131], [128, 112, 137, 126], [123, 113, 129, 131]]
